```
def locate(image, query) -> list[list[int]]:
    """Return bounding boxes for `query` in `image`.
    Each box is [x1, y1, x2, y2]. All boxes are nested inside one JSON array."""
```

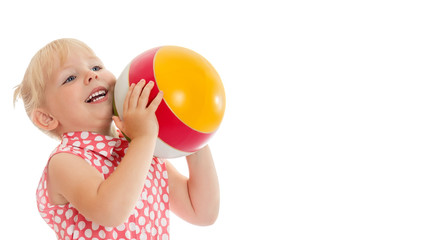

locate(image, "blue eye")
[[63, 76, 76, 84], [92, 66, 102, 71]]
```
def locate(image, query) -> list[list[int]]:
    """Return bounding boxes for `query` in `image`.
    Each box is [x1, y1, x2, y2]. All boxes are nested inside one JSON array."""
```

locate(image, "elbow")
[[89, 204, 132, 228], [193, 208, 219, 226], [197, 215, 218, 226], [99, 216, 129, 228], [92, 214, 129, 228]]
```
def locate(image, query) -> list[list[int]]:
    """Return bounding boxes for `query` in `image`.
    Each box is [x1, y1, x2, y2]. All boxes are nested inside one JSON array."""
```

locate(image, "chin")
[[93, 108, 114, 123]]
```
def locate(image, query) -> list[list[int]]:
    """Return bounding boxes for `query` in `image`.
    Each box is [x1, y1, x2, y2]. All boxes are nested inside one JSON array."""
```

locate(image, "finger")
[[147, 90, 164, 112], [129, 80, 145, 109], [138, 81, 155, 107], [123, 83, 134, 113]]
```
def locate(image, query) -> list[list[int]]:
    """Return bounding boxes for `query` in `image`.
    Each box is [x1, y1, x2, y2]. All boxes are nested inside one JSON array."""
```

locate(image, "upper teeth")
[[86, 90, 106, 103]]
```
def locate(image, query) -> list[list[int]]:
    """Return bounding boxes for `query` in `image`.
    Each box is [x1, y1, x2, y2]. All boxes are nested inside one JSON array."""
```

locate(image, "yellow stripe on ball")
[[154, 46, 226, 133]]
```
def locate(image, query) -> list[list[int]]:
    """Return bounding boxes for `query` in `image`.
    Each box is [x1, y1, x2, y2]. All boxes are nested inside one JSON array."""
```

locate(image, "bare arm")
[[49, 137, 155, 226], [48, 80, 163, 227], [167, 145, 220, 226]]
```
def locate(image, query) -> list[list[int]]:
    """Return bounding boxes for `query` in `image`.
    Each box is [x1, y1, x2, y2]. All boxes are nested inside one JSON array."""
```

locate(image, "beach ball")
[[114, 46, 226, 158]]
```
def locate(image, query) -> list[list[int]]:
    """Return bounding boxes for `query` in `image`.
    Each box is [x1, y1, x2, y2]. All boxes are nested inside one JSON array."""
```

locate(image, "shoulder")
[[48, 152, 104, 205], [47, 153, 86, 205], [48, 153, 97, 187], [48, 152, 102, 179], [48, 152, 104, 189], [49, 152, 84, 166]]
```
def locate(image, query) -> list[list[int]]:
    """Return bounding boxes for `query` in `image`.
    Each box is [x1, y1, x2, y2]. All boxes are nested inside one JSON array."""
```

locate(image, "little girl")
[[14, 38, 220, 240]]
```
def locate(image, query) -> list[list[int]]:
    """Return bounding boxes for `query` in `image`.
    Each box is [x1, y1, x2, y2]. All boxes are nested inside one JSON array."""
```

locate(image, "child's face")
[[43, 48, 116, 135]]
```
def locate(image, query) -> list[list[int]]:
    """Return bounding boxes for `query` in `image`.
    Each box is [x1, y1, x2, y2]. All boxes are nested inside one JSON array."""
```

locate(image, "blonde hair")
[[13, 38, 95, 138]]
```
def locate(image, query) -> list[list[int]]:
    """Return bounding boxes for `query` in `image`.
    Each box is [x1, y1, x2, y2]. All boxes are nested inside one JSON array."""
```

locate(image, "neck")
[[58, 123, 117, 138]]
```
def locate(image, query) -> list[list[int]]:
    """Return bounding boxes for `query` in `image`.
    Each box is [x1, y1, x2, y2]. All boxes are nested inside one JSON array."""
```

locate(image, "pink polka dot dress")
[[36, 132, 170, 240]]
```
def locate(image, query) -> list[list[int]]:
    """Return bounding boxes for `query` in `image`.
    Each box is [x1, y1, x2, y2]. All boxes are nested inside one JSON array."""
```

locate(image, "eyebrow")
[[61, 56, 102, 69]]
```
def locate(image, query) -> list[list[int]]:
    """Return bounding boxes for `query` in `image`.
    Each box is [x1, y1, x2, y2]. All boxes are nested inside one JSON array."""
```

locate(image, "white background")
[[1, 0, 426, 239]]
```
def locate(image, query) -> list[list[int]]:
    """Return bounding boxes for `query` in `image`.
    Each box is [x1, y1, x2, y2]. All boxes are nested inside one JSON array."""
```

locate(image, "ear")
[[31, 108, 59, 131]]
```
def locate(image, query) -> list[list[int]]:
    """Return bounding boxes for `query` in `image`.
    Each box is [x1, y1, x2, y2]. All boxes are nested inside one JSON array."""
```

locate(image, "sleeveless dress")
[[36, 131, 170, 240]]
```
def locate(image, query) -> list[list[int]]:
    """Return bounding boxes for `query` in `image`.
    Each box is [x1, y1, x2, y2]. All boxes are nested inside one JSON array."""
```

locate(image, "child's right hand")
[[51, 80, 164, 227], [113, 79, 163, 140]]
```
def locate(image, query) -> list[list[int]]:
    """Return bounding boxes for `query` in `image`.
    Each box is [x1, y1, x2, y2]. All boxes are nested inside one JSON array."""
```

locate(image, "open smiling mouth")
[[85, 89, 108, 103]]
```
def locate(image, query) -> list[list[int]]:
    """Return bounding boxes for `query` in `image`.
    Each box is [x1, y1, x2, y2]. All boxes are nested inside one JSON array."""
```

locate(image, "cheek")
[[48, 89, 81, 113], [62, 89, 81, 103], [104, 71, 117, 86]]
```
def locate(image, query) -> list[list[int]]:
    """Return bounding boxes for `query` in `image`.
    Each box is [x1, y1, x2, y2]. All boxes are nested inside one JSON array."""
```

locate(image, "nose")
[[85, 71, 99, 85]]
